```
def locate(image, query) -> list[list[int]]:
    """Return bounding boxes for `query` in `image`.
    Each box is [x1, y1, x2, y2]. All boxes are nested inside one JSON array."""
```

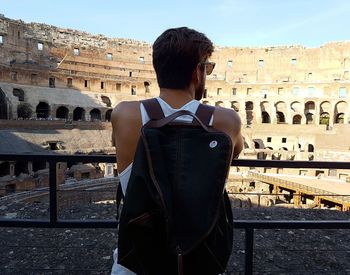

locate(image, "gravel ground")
[[1, 200, 350, 274]]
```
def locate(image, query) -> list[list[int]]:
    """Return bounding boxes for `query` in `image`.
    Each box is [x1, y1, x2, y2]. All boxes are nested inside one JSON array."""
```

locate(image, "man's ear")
[[192, 63, 202, 84]]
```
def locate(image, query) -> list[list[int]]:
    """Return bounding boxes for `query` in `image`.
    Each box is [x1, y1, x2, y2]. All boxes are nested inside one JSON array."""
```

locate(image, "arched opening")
[[144, 81, 150, 93], [253, 139, 265, 149], [202, 101, 209, 105], [293, 115, 302, 124], [73, 107, 85, 121], [105, 109, 113, 122], [36, 102, 50, 119], [56, 106, 69, 120], [33, 161, 47, 172], [0, 162, 10, 176], [272, 153, 281, 160], [291, 101, 301, 112], [101, 96, 112, 107], [262, 111, 271, 123], [0, 88, 8, 119], [276, 111, 285, 123], [320, 112, 330, 125], [320, 101, 331, 114], [245, 101, 254, 125], [13, 88, 25, 101], [231, 101, 239, 112], [15, 161, 29, 176], [305, 101, 315, 111], [253, 138, 265, 159], [308, 144, 314, 152], [306, 113, 314, 124], [335, 113, 345, 124], [90, 108, 101, 121], [17, 103, 33, 119], [215, 101, 224, 107]]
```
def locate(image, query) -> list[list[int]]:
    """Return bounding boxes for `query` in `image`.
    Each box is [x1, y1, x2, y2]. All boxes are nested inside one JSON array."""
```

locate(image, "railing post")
[[49, 160, 58, 225], [245, 228, 254, 275]]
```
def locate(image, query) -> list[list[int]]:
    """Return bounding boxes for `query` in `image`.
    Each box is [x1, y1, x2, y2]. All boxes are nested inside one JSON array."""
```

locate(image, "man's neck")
[[159, 87, 195, 109]]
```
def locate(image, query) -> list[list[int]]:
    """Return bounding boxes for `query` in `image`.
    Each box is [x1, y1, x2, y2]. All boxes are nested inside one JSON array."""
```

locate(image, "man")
[[111, 27, 243, 274]]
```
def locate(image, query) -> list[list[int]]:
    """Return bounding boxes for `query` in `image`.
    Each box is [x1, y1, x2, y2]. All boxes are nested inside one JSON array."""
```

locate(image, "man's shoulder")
[[212, 105, 241, 128], [111, 100, 141, 122]]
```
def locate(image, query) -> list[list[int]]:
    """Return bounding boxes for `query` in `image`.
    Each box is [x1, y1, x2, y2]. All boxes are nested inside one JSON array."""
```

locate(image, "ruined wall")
[[2, 14, 350, 164], [0, 14, 156, 95]]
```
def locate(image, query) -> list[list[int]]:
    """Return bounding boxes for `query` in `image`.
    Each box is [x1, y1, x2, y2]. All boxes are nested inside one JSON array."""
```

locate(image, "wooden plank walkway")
[[249, 172, 350, 210]]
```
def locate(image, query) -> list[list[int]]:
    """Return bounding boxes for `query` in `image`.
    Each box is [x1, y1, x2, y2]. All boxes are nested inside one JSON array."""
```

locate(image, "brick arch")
[[73, 107, 85, 121], [320, 101, 331, 114], [56, 106, 69, 120], [231, 101, 239, 112], [290, 101, 302, 113], [275, 101, 287, 112], [292, 114, 302, 124], [36, 101, 50, 119], [90, 108, 101, 121]]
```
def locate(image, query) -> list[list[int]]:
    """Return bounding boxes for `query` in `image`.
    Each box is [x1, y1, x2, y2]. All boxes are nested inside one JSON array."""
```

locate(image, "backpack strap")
[[141, 98, 165, 120], [194, 104, 215, 126], [116, 183, 124, 221]]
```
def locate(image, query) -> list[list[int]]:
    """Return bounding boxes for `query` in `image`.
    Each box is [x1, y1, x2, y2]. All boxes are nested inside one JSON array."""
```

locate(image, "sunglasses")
[[200, 61, 216, 75]]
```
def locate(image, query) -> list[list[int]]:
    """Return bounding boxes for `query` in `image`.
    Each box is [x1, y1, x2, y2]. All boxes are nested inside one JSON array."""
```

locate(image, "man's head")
[[152, 27, 214, 97]]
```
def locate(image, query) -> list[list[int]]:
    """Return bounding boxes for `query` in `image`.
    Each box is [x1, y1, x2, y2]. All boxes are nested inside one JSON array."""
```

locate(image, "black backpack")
[[117, 98, 234, 275]]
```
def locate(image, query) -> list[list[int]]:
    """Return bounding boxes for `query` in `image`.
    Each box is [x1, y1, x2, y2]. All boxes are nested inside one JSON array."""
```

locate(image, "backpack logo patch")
[[209, 140, 218, 148]]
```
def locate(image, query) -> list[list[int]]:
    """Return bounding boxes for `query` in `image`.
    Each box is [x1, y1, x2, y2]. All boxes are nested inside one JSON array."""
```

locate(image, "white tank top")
[[118, 97, 213, 194]]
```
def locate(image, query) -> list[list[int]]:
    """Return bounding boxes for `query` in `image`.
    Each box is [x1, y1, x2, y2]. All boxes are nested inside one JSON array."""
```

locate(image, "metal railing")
[[1, 153, 350, 275]]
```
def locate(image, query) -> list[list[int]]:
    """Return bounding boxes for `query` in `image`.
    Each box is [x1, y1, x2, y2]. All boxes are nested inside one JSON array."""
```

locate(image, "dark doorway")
[[0, 88, 8, 119], [56, 106, 69, 120], [105, 109, 113, 122], [36, 102, 50, 119], [276, 111, 285, 123], [73, 107, 85, 121], [293, 115, 301, 124], [262, 111, 270, 123], [90, 108, 101, 121], [245, 101, 253, 125]]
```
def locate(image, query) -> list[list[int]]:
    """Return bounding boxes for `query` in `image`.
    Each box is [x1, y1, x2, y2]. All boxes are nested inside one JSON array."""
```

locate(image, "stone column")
[[329, 101, 335, 127], [254, 101, 262, 124], [240, 100, 247, 126], [9, 162, 15, 177], [285, 100, 292, 124], [315, 100, 320, 125], [314, 196, 321, 207], [271, 104, 277, 124], [293, 191, 301, 206], [28, 161, 33, 175]]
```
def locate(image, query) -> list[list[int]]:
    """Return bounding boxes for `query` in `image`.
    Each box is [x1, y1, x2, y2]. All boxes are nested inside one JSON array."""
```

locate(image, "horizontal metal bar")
[[1, 154, 350, 169], [232, 159, 350, 169], [234, 220, 350, 229], [0, 153, 116, 163], [1, 218, 350, 229], [0, 219, 118, 228]]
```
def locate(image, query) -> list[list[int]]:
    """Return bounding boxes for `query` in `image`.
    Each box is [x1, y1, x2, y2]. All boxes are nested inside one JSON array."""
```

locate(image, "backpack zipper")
[[177, 245, 184, 275]]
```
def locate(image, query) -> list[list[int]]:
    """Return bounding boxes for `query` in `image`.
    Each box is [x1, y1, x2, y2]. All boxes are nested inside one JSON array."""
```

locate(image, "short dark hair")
[[152, 27, 214, 89]]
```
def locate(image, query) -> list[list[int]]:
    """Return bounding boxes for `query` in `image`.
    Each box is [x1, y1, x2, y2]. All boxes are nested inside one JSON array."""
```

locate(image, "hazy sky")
[[1, 0, 350, 47]]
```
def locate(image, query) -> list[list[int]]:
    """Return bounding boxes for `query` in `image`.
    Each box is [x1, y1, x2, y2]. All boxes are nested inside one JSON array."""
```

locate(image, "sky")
[[1, 0, 350, 47]]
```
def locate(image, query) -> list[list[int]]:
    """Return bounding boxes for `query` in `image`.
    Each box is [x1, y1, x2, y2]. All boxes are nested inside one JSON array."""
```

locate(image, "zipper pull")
[[177, 245, 184, 275]]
